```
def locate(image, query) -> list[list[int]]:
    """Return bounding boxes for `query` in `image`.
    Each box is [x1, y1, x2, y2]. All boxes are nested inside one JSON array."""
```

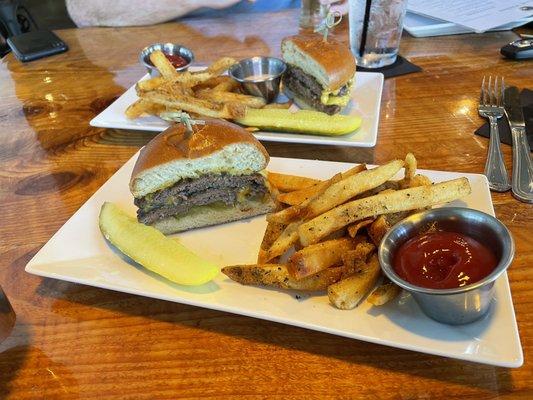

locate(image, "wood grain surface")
[[1, 8, 532, 399]]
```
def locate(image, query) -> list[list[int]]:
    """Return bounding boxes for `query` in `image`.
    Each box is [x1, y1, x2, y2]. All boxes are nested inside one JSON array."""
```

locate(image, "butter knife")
[[503, 86, 533, 203]]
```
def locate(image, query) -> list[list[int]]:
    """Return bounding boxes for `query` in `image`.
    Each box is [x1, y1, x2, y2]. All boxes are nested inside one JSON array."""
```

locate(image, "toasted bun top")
[[130, 118, 270, 198], [281, 34, 356, 91]]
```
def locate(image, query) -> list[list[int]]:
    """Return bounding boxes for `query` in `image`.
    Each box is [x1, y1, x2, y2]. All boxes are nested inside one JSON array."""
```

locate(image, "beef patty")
[[282, 65, 350, 115], [136, 173, 268, 225]]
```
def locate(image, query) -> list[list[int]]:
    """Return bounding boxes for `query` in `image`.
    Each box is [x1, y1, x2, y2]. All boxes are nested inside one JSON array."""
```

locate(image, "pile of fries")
[[126, 50, 288, 121], [223, 154, 472, 310]]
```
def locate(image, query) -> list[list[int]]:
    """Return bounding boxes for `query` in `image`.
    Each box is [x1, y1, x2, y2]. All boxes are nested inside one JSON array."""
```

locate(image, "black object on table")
[[356, 55, 422, 78], [475, 89, 533, 151]]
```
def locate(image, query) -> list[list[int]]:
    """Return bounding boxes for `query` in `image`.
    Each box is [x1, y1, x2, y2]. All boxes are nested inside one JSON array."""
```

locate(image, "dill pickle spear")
[[234, 109, 362, 136], [99, 202, 219, 285]]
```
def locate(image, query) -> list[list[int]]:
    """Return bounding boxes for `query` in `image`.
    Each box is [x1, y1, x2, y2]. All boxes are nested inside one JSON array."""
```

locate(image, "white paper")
[[408, 0, 533, 33]]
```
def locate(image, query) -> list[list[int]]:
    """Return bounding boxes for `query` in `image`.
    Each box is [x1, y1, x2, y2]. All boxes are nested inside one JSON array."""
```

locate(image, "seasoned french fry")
[[149, 50, 178, 79], [196, 88, 266, 108], [213, 78, 240, 93], [244, 127, 260, 132], [288, 237, 355, 279], [402, 153, 417, 187], [125, 99, 150, 119], [143, 91, 245, 119], [258, 221, 285, 263], [222, 264, 343, 291], [268, 172, 320, 192], [277, 164, 367, 206], [328, 254, 381, 310], [298, 178, 472, 246], [410, 174, 432, 187], [136, 76, 166, 92], [204, 57, 237, 75], [367, 280, 402, 306], [301, 160, 404, 219], [347, 218, 374, 238], [367, 211, 412, 246], [267, 172, 344, 223], [265, 220, 302, 262], [125, 99, 168, 119], [263, 102, 292, 109], [340, 241, 375, 278]]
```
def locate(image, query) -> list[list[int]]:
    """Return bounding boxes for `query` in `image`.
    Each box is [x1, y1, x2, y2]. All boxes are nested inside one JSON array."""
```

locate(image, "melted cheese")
[[320, 78, 354, 106]]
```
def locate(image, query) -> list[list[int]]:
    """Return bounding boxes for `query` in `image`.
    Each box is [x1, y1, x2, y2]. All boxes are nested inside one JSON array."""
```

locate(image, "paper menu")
[[408, 0, 533, 33]]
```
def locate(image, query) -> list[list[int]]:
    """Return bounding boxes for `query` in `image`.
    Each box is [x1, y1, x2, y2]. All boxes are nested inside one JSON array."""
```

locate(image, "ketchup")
[[393, 231, 497, 289], [164, 53, 188, 68]]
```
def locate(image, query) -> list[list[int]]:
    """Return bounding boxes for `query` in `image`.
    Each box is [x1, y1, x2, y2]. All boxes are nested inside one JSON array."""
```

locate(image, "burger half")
[[130, 118, 276, 234], [281, 34, 356, 115]]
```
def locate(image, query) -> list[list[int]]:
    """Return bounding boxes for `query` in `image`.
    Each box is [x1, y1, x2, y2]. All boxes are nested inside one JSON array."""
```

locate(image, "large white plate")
[[25, 156, 522, 367], [89, 68, 383, 147]]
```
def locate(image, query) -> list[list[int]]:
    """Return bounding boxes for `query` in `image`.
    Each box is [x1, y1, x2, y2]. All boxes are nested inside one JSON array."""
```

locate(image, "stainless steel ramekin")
[[378, 207, 514, 325], [228, 56, 286, 103], [139, 43, 194, 77]]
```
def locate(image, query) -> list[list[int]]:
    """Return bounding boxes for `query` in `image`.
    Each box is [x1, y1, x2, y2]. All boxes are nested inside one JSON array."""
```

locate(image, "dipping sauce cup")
[[139, 43, 194, 77], [378, 207, 514, 325], [228, 57, 286, 103]]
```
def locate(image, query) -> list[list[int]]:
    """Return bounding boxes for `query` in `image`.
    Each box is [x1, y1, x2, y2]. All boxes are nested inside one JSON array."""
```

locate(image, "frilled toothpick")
[[314, 9, 343, 42], [160, 111, 206, 134]]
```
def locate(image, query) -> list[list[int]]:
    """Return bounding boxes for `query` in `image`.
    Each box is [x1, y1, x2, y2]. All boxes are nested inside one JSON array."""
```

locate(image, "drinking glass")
[[348, 0, 408, 68], [300, 0, 325, 29]]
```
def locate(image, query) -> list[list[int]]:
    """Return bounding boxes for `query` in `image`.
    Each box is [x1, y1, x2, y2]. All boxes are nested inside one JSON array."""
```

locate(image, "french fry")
[[244, 127, 260, 132], [136, 76, 166, 92], [268, 172, 320, 192], [265, 221, 302, 261], [288, 237, 355, 279], [149, 50, 178, 79], [213, 77, 240, 93], [258, 221, 285, 263], [204, 57, 237, 75], [367, 280, 402, 306], [298, 178, 472, 246], [347, 218, 374, 238], [301, 160, 404, 219], [263, 102, 292, 109], [328, 254, 381, 310], [125, 99, 150, 119], [222, 264, 343, 291], [192, 76, 229, 90], [340, 241, 375, 278], [367, 211, 412, 246], [401, 153, 417, 188], [267, 172, 344, 223], [196, 88, 266, 108], [277, 164, 367, 206], [125, 99, 168, 119], [143, 91, 245, 119]]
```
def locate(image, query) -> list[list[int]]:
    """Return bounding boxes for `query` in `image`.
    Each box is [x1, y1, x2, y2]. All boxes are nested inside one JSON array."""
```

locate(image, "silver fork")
[[478, 76, 511, 192]]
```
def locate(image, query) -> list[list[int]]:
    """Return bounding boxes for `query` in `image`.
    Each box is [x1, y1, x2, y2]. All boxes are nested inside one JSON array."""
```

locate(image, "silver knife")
[[503, 86, 533, 203]]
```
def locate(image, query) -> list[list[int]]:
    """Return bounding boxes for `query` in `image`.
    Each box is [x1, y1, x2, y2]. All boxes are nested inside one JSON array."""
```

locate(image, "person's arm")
[[66, 0, 242, 27]]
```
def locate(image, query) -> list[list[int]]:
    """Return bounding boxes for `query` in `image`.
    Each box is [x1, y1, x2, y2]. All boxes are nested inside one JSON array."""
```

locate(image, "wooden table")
[[1, 9, 532, 399]]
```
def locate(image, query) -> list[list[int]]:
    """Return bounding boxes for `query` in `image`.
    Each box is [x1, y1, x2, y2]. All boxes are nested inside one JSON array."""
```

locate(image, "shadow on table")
[[35, 277, 514, 395]]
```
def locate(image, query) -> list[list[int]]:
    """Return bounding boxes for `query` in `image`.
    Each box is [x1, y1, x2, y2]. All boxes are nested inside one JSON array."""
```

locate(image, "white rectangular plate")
[[90, 68, 384, 147], [25, 156, 522, 367]]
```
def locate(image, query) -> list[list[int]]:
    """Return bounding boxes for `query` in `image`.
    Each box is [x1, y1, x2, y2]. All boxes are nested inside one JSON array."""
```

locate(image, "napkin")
[[475, 89, 533, 152], [356, 56, 422, 78]]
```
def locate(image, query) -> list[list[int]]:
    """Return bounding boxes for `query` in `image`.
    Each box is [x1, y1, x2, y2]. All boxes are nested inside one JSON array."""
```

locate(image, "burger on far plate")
[[130, 118, 276, 234], [281, 34, 356, 115]]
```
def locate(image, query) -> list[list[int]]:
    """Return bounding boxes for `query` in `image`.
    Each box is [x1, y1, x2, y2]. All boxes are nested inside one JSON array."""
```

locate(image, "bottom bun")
[[151, 196, 276, 234]]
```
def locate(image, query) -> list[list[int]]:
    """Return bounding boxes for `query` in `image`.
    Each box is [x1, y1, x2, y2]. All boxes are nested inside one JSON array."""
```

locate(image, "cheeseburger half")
[[281, 34, 356, 115], [130, 118, 276, 234]]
